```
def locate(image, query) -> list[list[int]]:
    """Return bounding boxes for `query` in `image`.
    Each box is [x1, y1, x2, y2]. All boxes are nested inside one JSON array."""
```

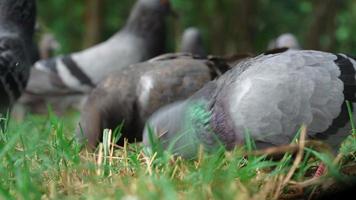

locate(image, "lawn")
[[0, 110, 355, 200]]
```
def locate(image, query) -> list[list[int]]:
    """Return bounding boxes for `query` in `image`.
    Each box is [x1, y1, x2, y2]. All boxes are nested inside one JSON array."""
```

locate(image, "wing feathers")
[[226, 50, 344, 144]]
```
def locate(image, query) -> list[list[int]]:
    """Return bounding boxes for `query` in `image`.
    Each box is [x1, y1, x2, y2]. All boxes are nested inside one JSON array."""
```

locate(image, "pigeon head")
[[125, 0, 175, 32], [139, 0, 174, 15], [275, 33, 300, 50], [123, 0, 174, 56], [143, 101, 205, 159], [0, 0, 36, 37], [143, 98, 225, 158], [39, 33, 61, 59], [180, 27, 206, 57]]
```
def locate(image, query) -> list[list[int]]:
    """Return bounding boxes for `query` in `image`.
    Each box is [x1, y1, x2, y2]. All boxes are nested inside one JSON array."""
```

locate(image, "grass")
[[0, 110, 355, 200]]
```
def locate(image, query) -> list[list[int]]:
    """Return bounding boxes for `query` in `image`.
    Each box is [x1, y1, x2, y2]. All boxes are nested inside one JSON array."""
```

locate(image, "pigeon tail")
[[334, 54, 356, 102], [312, 54, 356, 149]]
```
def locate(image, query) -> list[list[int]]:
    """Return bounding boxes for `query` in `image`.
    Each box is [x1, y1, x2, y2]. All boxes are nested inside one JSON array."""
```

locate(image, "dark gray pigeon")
[[77, 53, 235, 149], [267, 33, 301, 50], [143, 50, 356, 158], [180, 27, 206, 57], [0, 0, 36, 116], [27, 0, 173, 95]]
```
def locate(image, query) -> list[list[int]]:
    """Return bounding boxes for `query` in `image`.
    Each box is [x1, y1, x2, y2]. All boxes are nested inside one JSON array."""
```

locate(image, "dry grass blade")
[[145, 152, 157, 175], [96, 143, 103, 176], [272, 125, 307, 199], [248, 140, 329, 157], [289, 177, 321, 188], [272, 175, 286, 200], [195, 145, 204, 168], [333, 153, 343, 165], [282, 125, 306, 186]]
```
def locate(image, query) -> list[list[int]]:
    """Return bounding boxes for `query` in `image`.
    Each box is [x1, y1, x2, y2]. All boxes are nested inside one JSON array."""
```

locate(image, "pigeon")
[[267, 33, 301, 50], [0, 0, 36, 117], [180, 27, 206, 57], [28, 0, 174, 95], [38, 33, 60, 59], [143, 49, 356, 158], [17, 0, 174, 115], [77, 53, 236, 149], [13, 33, 61, 115]]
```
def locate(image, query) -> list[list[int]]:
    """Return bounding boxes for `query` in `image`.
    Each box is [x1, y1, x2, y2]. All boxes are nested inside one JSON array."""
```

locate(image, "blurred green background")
[[36, 0, 356, 56]]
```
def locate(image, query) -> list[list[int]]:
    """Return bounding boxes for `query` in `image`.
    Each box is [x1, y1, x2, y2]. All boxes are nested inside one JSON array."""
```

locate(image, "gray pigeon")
[[38, 33, 60, 59], [143, 49, 356, 158], [18, 0, 174, 115], [27, 0, 174, 95], [0, 0, 36, 117], [180, 27, 206, 57], [77, 53, 235, 149], [267, 33, 301, 50]]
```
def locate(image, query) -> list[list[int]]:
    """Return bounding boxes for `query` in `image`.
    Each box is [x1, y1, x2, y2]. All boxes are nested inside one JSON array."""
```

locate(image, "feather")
[[77, 53, 229, 148], [144, 50, 356, 158], [0, 0, 36, 115]]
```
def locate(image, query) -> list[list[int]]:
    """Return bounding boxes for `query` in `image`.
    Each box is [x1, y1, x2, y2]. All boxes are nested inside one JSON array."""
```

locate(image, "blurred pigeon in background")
[[18, 0, 174, 115], [27, 0, 174, 95], [38, 33, 60, 59], [0, 0, 36, 117], [144, 49, 356, 158], [77, 53, 237, 149], [180, 27, 206, 57], [268, 33, 301, 50]]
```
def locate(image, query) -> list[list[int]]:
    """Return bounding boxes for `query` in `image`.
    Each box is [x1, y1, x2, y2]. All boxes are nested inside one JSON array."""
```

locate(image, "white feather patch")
[[56, 59, 88, 92], [137, 74, 155, 109]]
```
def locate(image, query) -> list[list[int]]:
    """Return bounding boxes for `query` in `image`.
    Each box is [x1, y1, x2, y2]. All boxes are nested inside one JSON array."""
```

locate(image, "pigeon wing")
[[223, 50, 344, 146]]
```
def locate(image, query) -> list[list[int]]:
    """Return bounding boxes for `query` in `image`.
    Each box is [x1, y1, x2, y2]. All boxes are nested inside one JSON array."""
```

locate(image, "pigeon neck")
[[210, 97, 243, 150], [123, 4, 167, 54], [183, 82, 239, 150], [190, 81, 243, 150]]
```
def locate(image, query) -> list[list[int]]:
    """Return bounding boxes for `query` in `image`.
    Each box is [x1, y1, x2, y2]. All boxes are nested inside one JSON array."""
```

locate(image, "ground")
[[0, 110, 355, 200]]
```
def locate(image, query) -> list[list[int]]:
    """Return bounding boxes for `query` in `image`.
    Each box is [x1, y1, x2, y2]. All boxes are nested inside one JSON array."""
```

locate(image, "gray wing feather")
[[227, 50, 343, 145]]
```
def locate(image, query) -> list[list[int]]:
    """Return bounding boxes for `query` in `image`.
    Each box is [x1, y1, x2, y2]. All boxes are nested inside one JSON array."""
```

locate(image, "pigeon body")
[[144, 50, 356, 158], [180, 27, 206, 57], [0, 0, 36, 115], [77, 53, 233, 148]]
